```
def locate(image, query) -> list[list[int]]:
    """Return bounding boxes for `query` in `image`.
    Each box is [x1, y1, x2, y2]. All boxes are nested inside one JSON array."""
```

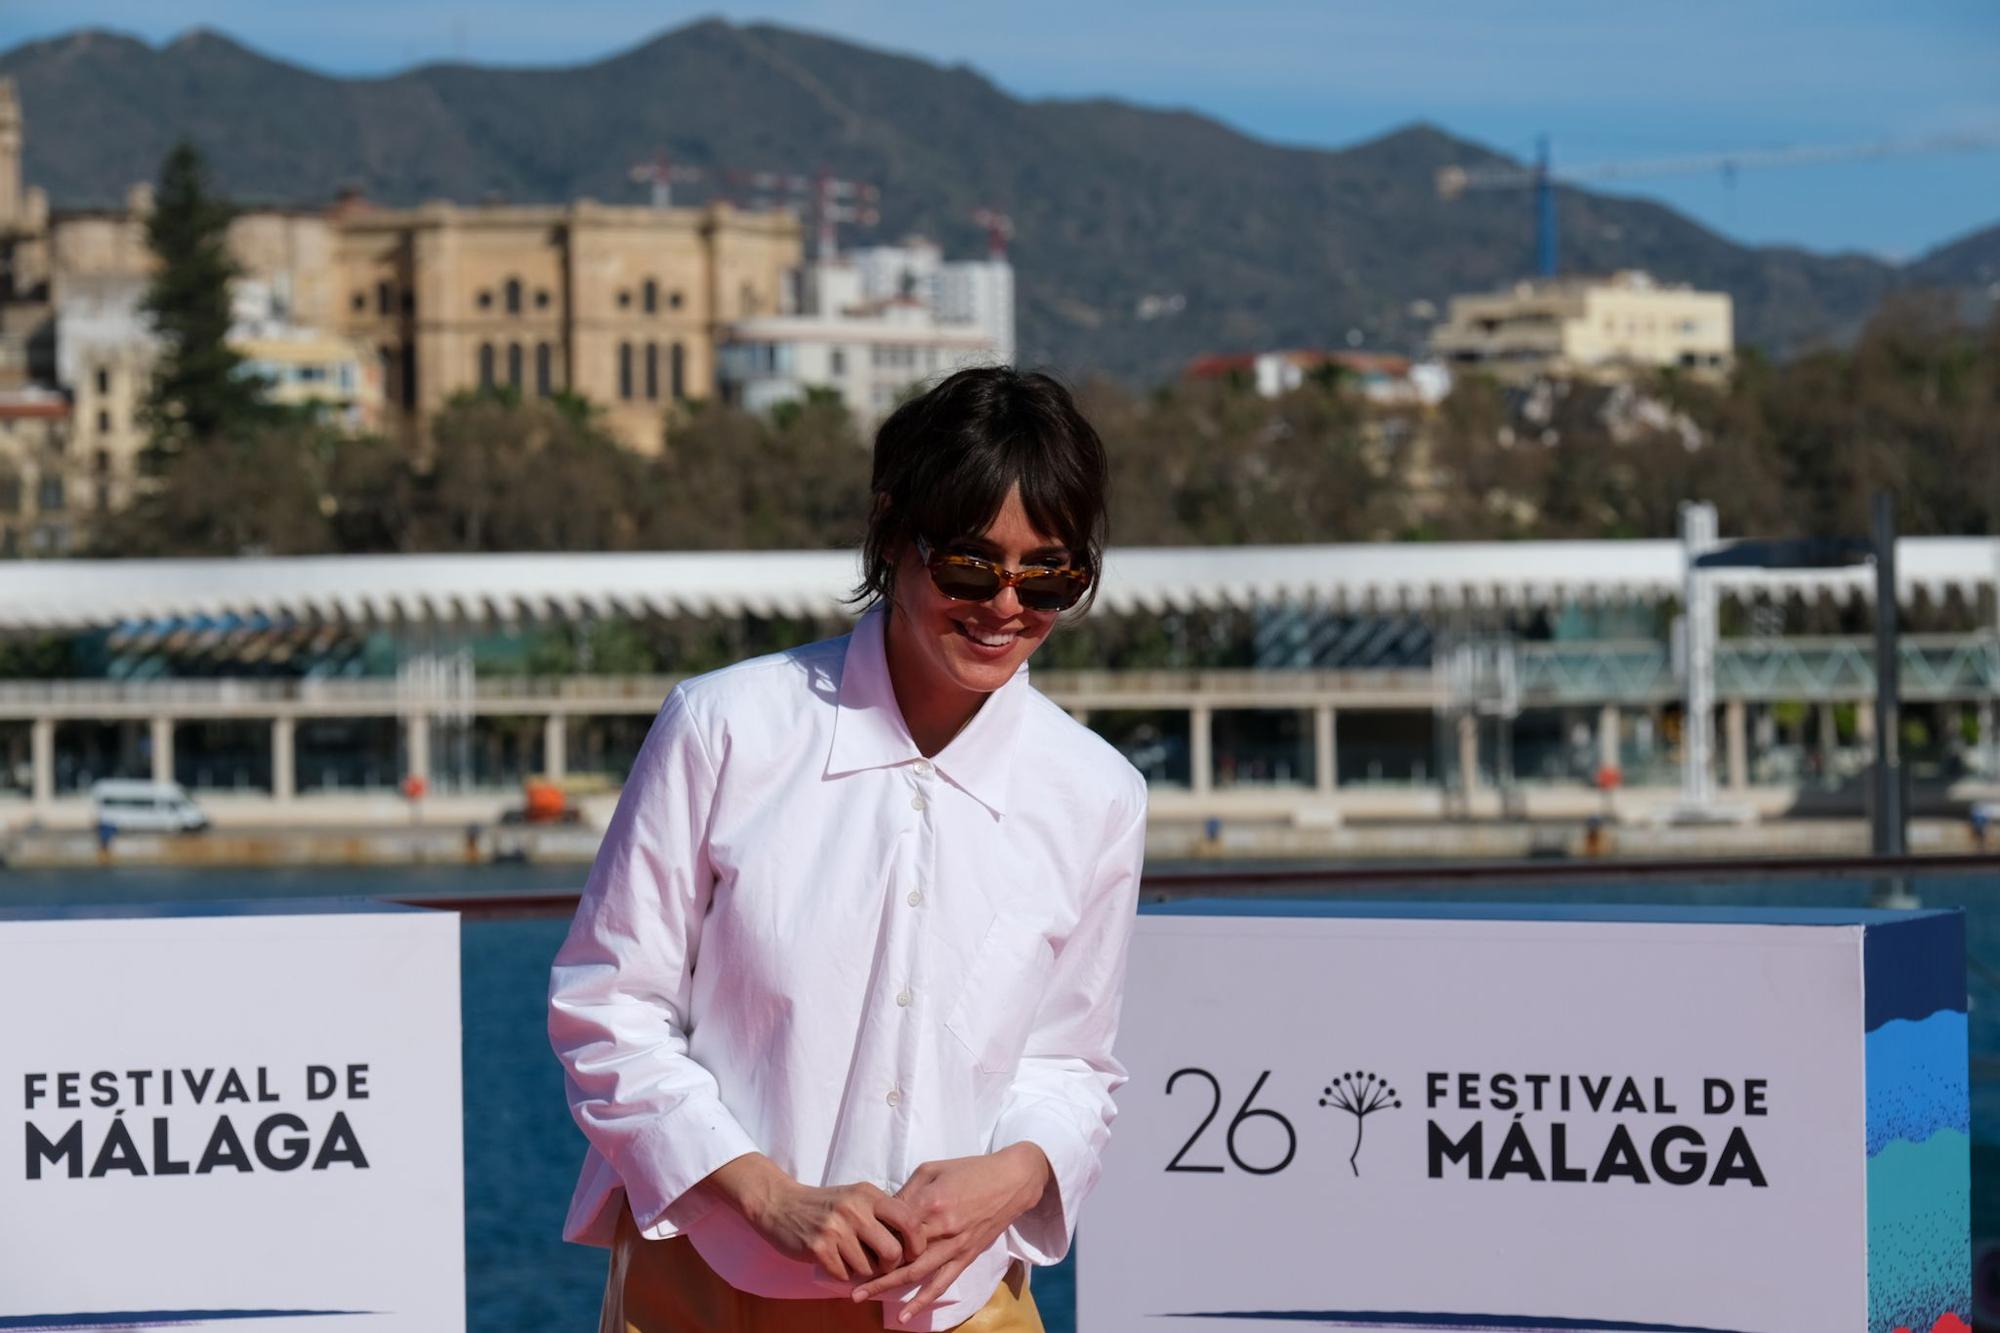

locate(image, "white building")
[[719, 237, 1014, 426], [1183, 349, 1453, 406], [53, 274, 151, 516], [849, 238, 1015, 367]]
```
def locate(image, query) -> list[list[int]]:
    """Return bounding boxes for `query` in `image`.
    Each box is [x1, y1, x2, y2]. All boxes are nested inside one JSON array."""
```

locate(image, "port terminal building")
[[3, 533, 1997, 838]]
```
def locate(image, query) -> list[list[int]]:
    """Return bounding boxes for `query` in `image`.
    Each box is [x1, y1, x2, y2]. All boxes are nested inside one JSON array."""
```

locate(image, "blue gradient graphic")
[[1864, 912, 1972, 1333], [1866, 1011, 1971, 1155], [1867, 1131, 1973, 1333]]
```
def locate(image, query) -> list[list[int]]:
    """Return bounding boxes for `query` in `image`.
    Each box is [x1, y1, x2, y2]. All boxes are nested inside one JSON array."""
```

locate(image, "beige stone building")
[[334, 198, 799, 451], [0, 82, 88, 555], [0, 75, 805, 547], [1430, 270, 1733, 384], [0, 81, 52, 385], [0, 386, 74, 556], [41, 198, 802, 461]]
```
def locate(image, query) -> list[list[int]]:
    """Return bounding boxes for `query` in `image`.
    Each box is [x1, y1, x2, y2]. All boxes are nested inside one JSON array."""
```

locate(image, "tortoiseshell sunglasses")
[[914, 535, 1090, 612]]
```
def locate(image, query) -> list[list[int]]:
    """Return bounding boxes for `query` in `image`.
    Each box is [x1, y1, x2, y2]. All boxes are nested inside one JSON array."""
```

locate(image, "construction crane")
[[1437, 128, 2000, 277], [728, 167, 880, 260], [972, 208, 1015, 261], [628, 152, 704, 209]]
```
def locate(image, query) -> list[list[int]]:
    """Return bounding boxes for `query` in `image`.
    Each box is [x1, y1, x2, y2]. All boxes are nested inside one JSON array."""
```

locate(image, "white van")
[[90, 779, 210, 834]]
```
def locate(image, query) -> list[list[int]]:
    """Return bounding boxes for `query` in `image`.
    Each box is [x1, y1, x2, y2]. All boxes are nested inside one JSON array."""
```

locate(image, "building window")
[[830, 348, 845, 376], [644, 342, 659, 401], [402, 289, 415, 315], [377, 281, 393, 316], [97, 410, 111, 434], [352, 291, 367, 313], [643, 279, 659, 314], [93, 449, 110, 475], [477, 290, 493, 310], [37, 477, 63, 513], [535, 342, 553, 398], [478, 342, 496, 389], [535, 289, 551, 309], [0, 477, 19, 513], [669, 290, 684, 310], [95, 366, 110, 396], [506, 342, 524, 389], [400, 342, 417, 410], [379, 345, 396, 407], [618, 342, 633, 400], [96, 481, 110, 512], [505, 279, 522, 315], [740, 282, 758, 315], [617, 290, 631, 309], [670, 342, 686, 401]]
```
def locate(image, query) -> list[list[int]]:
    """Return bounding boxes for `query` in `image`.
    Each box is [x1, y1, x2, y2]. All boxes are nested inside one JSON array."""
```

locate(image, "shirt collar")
[[825, 604, 1029, 817]]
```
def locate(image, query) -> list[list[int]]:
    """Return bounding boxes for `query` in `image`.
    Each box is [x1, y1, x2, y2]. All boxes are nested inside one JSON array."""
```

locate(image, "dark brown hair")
[[852, 366, 1108, 614]]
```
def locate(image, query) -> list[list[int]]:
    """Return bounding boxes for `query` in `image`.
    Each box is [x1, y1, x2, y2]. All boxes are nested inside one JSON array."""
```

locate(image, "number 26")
[[1165, 1067, 1297, 1175]]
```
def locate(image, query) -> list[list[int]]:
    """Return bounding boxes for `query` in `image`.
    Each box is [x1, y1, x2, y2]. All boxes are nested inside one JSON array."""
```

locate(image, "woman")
[[548, 366, 1149, 1332]]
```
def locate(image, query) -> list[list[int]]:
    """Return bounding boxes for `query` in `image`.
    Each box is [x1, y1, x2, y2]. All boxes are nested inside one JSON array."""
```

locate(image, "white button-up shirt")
[[548, 606, 1148, 1329]]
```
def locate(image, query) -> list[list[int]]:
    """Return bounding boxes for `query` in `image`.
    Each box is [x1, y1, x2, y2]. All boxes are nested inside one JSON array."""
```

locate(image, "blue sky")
[[4, 1, 1997, 260]]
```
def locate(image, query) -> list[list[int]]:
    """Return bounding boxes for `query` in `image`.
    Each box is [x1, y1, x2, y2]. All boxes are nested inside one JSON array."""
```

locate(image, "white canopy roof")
[[2, 540, 1996, 631]]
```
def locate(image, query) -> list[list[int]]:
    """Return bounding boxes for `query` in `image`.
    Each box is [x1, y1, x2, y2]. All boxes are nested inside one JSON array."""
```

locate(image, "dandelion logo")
[[1320, 1071, 1402, 1177]]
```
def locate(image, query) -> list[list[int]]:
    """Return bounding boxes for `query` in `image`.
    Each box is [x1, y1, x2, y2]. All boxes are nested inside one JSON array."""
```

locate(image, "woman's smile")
[[953, 618, 1024, 652]]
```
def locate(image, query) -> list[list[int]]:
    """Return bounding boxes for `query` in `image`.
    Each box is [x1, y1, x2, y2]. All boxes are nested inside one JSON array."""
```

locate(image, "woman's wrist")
[[701, 1151, 793, 1227], [999, 1141, 1053, 1209]]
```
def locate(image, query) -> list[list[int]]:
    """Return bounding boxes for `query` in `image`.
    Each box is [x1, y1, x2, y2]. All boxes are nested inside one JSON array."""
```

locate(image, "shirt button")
[[886, 1088, 902, 1107], [896, 989, 913, 1007], [907, 889, 924, 907], [913, 760, 933, 777], [910, 794, 926, 811]]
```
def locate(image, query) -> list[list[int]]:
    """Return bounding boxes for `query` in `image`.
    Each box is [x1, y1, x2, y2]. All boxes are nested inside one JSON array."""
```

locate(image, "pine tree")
[[138, 140, 266, 464]]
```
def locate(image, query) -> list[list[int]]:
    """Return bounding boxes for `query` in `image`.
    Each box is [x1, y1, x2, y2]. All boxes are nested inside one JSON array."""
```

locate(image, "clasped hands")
[[716, 1144, 1050, 1322]]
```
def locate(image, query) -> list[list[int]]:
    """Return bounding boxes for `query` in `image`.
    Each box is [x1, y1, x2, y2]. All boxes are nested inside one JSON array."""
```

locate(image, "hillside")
[[1904, 222, 2000, 324], [2, 21, 1984, 381]]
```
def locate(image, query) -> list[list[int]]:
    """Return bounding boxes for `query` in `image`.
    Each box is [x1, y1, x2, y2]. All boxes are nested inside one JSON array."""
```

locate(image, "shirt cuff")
[[615, 1089, 761, 1236], [990, 1098, 1098, 1266]]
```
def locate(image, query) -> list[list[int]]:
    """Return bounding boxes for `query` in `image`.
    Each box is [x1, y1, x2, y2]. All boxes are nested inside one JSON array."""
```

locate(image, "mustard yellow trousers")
[[599, 1206, 1044, 1333]]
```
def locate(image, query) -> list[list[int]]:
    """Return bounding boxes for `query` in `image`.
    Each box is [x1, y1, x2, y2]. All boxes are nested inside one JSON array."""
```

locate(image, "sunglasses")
[[914, 536, 1091, 613]]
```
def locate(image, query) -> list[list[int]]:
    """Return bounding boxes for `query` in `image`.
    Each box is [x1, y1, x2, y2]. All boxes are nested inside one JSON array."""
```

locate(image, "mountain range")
[[4, 20, 1995, 383]]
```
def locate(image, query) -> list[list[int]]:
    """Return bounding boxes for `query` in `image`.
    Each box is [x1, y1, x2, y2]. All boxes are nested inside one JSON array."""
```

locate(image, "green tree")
[[638, 394, 869, 550], [138, 141, 267, 464], [90, 421, 339, 557], [419, 390, 645, 551]]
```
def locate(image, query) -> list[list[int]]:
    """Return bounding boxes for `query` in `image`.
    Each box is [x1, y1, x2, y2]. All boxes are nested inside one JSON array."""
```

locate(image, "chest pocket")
[[945, 913, 1057, 1076]]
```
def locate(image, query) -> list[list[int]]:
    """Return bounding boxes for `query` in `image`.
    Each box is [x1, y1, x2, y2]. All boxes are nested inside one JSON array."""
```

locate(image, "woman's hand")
[[849, 1144, 1052, 1321], [700, 1153, 927, 1282]]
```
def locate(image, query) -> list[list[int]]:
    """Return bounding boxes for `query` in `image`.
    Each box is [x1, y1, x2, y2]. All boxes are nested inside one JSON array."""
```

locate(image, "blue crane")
[[1436, 129, 2000, 278]]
